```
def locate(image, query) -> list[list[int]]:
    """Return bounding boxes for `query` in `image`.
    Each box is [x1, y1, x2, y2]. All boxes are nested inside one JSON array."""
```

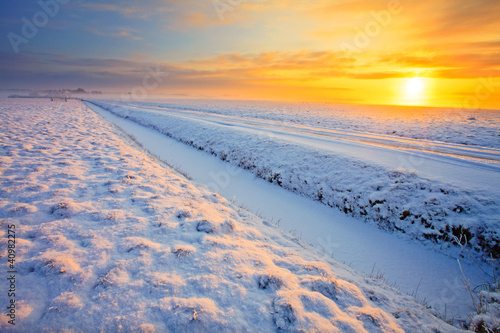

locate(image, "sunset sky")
[[1, 0, 499, 108]]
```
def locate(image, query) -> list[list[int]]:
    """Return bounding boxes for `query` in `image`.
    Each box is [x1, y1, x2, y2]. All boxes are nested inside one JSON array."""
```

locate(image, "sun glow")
[[401, 77, 426, 105], [405, 77, 424, 97]]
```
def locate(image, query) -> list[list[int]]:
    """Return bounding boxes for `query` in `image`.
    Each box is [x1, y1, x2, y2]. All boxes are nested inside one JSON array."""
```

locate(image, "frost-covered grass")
[[455, 241, 500, 332], [0, 99, 461, 331], [88, 100, 500, 260]]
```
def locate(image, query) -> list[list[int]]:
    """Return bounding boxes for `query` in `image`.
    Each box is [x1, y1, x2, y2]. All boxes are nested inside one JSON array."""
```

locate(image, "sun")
[[405, 77, 424, 97], [400, 77, 427, 105]]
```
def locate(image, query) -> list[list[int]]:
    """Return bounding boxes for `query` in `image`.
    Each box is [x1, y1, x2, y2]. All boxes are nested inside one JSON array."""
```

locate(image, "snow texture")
[[0, 99, 462, 331], [88, 100, 500, 260], [118, 99, 500, 149]]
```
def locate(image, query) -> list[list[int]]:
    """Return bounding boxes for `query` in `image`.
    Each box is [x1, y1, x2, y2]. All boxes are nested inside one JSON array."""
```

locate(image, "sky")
[[0, 0, 499, 108]]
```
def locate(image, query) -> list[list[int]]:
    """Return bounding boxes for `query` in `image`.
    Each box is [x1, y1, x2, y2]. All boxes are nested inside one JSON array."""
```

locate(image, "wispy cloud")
[[3, 44, 498, 91], [78, 1, 174, 19], [182, 48, 500, 81], [1, 0, 499, 106], [84, 27, 142, 40]]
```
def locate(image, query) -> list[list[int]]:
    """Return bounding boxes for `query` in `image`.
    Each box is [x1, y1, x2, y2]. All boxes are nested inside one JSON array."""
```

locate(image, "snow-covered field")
[[88, 100, 500, 260], [0, 98, 463, 331], [118, 99, 500, 149]]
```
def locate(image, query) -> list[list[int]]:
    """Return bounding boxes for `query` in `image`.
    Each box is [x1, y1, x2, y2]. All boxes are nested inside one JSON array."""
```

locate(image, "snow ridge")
[[88, 101, 500, 260]]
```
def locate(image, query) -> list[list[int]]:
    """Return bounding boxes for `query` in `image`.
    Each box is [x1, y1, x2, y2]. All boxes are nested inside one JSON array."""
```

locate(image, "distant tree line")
[[7, 88, 102, 99]]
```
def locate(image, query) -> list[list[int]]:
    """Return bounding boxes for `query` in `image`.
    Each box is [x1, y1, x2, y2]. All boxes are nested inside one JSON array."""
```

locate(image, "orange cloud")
[[3, 0, 499, 107]]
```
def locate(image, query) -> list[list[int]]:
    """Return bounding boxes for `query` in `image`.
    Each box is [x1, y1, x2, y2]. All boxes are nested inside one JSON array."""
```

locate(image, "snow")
[[89, 99, 495, 318], [116, 98, 500, 149], [87, 100, 500, 260], [0, 98, 461, 331]]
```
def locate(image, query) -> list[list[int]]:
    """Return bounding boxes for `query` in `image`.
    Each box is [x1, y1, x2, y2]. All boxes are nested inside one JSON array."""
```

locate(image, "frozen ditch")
[[88, 101, 493, 319], [1, 98, 465, 332], [87, 100, 500, 260]]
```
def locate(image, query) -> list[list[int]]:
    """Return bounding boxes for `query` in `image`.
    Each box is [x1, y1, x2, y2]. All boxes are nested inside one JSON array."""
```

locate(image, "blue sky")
[[1, 0, 499, 107], [0, 0, 291, 90]]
